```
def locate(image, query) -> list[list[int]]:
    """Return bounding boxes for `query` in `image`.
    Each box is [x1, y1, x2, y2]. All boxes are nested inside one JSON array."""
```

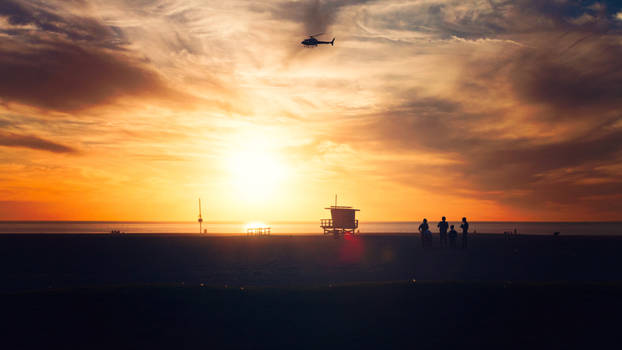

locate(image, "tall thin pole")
[[335, 194, 337, 207]]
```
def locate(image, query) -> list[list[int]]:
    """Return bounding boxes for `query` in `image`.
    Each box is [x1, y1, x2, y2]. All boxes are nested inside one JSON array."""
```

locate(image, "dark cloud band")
[[0, 0, 170, 112], [0, 132, 77, 153]]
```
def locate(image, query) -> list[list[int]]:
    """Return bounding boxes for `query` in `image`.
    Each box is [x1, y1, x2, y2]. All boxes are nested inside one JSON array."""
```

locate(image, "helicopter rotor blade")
[[309, 32, 324, 38]]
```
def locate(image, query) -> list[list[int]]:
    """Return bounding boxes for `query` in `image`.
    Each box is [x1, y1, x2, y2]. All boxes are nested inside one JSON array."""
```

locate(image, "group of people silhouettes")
[[418, 217, 469, 248]]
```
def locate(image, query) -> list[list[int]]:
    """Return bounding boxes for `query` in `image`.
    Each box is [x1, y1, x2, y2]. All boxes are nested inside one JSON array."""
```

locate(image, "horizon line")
[[2, 220, 622, 224]]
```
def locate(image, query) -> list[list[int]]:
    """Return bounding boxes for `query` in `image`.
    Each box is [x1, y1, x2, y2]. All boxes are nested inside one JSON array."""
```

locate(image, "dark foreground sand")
[[2, 234, 622, 348], [2, 234, 622, 291]]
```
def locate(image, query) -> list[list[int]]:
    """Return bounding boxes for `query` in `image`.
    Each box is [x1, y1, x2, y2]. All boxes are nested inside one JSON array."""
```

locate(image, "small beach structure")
[[246, 222, 271, 236], [321, 196, 359, 235], [247, 227, 271, 236]]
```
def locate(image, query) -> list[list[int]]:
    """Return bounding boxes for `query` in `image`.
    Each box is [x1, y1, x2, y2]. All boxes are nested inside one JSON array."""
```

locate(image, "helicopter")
[[301, 33, 335, 47]]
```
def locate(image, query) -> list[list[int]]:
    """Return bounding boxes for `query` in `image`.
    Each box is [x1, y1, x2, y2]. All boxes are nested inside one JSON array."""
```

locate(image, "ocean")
[[0, 221, 621, 235]]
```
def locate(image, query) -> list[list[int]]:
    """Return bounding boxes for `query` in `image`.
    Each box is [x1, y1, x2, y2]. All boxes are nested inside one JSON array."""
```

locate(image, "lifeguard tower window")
[[321, 205, 360, 235]]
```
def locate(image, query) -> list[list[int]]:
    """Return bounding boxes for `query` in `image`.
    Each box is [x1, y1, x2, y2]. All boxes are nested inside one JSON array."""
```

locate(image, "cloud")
[[452, 34, 622, 126], [504, 36, 622, 113], [353, 0, 622, 41], [0, 0, 125, 48], [0, 132, 77, 153], [0, 42, 175, 112], [0, 0, 181, 112], [352, 93, 622, 215], [267, 0, 375, 34]]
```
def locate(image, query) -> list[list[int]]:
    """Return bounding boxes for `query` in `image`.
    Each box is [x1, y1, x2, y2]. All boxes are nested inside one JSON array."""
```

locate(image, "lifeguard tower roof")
[[324, 205, 360, 210]]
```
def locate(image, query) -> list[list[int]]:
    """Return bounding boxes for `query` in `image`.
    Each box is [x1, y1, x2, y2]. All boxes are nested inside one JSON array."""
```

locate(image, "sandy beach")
[[2, 233, 622, 292], [3, 234, 622, 348]]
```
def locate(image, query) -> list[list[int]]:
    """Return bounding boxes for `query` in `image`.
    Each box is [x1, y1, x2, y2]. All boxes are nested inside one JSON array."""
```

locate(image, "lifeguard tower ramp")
[[321, 205, 359, 236]]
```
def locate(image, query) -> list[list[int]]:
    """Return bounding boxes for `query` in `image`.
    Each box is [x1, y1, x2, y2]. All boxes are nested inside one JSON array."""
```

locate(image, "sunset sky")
[[1, 0, 622, 221]]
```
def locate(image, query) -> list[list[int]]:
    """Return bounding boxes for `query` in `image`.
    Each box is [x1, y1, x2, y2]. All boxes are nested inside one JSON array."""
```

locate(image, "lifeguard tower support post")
[[320, 195, 359, 236]]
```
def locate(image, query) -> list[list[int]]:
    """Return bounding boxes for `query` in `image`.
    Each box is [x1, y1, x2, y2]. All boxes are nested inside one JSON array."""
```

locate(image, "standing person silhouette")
[[460, 217, 469, 248], [448, 225, 457, 248], [437, 216, 449, 248], [418, 218, 429, 248]]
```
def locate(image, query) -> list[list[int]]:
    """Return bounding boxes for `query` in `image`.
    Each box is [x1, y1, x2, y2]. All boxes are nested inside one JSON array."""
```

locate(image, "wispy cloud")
[[266, 0, 376, 34], [0, 132, 77, 153]]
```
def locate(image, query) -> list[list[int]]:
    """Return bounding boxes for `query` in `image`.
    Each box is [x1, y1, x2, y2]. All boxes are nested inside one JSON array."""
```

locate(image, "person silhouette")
[[448, 225, 457, 248], [418, 218, 429, 248], [437, 216, 449, 248], [460, 217, 469, 248]]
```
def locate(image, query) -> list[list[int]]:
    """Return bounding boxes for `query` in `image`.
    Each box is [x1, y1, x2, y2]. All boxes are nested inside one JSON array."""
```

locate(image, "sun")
[[226, 145, 288, 200]]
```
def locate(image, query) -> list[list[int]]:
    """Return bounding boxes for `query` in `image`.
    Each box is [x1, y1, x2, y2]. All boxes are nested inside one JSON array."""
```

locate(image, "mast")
[[198, 198, 203, 233]]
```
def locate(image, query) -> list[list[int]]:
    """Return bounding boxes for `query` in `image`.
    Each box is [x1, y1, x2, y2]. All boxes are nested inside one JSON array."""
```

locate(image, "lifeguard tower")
[[320, 195, 359, 236]]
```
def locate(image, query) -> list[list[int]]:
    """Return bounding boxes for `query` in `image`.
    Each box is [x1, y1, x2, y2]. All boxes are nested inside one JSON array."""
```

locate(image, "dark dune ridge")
[[3, 234, 622, 348]]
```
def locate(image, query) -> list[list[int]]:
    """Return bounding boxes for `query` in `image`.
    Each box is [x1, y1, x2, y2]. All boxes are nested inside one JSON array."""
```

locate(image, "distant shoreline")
[[3, 221, 621, 235], [2, 232, 622, 237], [2, 220, 622, 223]]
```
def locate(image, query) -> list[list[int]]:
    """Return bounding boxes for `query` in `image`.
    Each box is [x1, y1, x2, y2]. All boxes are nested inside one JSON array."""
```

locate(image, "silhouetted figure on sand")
[[438, 216, 449, 248], [448, 225, 457, 248], [460, 217, 469, 248], [419, 218, 430, 248], [505, 228, 517, 240]]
